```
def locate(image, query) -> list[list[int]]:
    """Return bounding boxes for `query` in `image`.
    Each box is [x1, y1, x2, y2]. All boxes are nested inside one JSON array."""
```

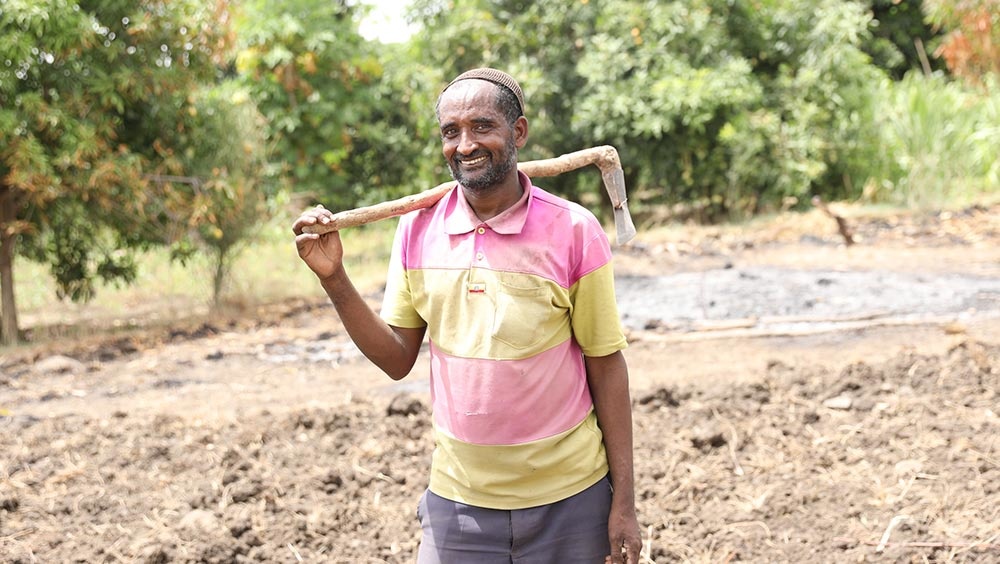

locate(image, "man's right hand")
[[292, 204, 344, 281]]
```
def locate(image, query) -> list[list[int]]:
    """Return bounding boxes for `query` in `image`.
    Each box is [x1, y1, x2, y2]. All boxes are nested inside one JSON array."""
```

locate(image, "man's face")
[[437, 80, 527, 193]]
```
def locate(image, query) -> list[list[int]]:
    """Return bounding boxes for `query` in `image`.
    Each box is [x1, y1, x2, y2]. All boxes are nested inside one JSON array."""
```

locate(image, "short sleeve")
[[570, 260, 628, 357], [380, 221, 427, 329], [569, 226, 627, 357]]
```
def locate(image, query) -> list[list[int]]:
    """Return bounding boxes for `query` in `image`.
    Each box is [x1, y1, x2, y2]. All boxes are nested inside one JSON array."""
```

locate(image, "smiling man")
[[293, 68, 641, 563]]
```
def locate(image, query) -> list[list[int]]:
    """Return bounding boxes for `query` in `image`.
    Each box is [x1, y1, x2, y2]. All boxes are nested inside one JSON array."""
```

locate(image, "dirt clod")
[[387, 394, 426, 417]]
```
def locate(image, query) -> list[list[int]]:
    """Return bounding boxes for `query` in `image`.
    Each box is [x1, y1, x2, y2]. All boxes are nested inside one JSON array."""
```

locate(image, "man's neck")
[[463, 174, 524, 222]]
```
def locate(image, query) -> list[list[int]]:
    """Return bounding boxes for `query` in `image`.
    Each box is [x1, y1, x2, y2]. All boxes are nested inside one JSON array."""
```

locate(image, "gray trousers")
[[416, 475, 612, 564]]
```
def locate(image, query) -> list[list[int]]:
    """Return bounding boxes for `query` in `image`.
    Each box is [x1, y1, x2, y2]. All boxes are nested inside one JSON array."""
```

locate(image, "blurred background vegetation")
[[1, 0, 998, 345]]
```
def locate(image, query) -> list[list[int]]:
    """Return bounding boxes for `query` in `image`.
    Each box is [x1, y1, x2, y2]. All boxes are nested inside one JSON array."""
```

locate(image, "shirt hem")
[[428, 466, 609, 511]]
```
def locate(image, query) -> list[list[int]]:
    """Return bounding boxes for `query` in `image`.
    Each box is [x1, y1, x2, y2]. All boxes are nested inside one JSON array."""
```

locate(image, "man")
[[293, 68, 641, 563]]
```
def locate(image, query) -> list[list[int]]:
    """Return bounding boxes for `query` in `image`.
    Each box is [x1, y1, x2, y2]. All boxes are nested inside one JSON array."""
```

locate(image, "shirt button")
[[477, 227, 486, 235], [476, 252, 484, 261]]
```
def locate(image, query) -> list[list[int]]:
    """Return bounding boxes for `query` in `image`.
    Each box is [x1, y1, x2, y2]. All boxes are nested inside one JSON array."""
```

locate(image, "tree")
[[236, 0, 432, 212], [0, 0, 230, 344], [924, 0, 1000, 86], [152, 81, 270, 306]]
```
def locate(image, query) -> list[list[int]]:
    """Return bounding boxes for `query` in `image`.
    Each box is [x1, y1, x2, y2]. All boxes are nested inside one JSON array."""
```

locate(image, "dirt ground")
[[2, 204, 999, 563]]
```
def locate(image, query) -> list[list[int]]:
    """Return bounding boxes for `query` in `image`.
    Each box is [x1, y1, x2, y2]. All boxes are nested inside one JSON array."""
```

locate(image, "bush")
[[860, 72, 1000, 208], [569, 0, 890, 219]]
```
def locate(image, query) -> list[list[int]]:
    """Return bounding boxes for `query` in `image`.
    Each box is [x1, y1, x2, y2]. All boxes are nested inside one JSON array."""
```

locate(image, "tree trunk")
[[0, 184, 20, 346], [212, 248, 227, 308]]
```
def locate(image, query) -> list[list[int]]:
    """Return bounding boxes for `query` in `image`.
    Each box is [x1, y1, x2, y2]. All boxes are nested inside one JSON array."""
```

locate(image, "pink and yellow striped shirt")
[[381, 171, 627, 509]]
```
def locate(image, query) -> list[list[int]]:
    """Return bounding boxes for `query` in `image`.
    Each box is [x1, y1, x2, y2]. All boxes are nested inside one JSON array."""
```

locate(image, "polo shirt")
[[381, 171, 627, 510]]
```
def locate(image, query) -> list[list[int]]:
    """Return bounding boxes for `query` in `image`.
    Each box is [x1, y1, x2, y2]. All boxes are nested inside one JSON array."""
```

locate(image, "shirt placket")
[[467, 224, 489, 295]]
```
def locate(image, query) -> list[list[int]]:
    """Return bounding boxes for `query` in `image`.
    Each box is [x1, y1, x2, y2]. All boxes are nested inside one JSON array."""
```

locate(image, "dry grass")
[[12, 215, 397, 349]]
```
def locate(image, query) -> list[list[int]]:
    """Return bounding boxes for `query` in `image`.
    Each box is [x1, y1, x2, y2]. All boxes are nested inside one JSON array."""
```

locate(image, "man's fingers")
[[627, 543, 640, 564], [309, 205, 332, 222], [608, 537, 640, 564], [313, 204, 331, 222], [626, 536, 642, 564], [292, 208, 335, 235], [294, 233, 318, 256], [292, 218, 312, 236], [607, 540, 625, 564], [292, 213, 319, 235]]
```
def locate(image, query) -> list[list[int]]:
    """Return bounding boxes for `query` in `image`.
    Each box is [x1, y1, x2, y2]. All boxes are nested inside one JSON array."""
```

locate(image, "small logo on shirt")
[[467, 283, 487, 294]]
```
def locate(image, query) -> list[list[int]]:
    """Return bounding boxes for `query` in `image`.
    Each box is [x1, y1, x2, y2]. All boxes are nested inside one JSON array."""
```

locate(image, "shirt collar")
[[444, 170, 533, 235]]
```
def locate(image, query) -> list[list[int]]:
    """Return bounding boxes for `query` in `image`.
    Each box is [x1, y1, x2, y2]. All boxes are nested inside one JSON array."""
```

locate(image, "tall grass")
[[863, 72, 1000, 209]]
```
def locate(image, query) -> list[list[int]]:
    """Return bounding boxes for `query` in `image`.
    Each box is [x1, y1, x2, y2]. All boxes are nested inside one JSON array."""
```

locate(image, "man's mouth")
[[459, 155, 489, 167]]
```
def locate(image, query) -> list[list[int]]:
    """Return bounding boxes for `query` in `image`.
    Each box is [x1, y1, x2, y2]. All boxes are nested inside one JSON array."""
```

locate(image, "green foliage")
[[861, 72, 1000, 208], [160, 81, 271, 305], [403, 1, 893, 220], [575, 0, 878, 219], [576, 1, 765, 218], [31, 199, 139, 302], [233, 0, 431, 210], [333, 51, 443, 207], [404, 0, 990, 217], [861, 0, 944, 78]]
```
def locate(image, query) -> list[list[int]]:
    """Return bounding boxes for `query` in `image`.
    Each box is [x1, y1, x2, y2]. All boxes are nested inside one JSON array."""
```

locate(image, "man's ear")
[[513, 116, 529, 149]]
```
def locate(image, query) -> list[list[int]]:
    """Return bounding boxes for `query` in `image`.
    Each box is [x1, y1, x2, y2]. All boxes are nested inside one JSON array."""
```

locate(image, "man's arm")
[[294, 207, 425, 380], [320, 266, 425, 380], [585, 350, 642, 564]]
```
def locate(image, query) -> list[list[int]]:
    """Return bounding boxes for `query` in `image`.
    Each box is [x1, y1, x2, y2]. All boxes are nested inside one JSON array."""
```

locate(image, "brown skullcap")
[[444, 68, 525, 115]]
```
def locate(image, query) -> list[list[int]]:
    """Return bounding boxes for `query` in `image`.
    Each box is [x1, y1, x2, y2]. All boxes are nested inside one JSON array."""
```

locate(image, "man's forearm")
[[320, 266, 424, 380], [585, 351, 636, 504], [586, 350, 642, 562]]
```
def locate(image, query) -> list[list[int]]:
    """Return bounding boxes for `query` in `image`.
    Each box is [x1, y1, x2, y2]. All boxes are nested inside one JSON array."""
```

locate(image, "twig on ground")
[[287, 542, 304, 562], [0, 527, 37, 542], [712, 409, 745, 476], [811, 195, 855, 246], [642, 524, 656, 564], [351, 462, 394, 483], [876, 515, 909, 552], [722, 520, 773, 539], [630, 313, 964, 343], [834, 536, 1000, 551]]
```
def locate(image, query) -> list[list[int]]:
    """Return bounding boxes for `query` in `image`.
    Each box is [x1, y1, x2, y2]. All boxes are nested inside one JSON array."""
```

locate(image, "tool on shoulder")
[[302, 145, 636, 245]]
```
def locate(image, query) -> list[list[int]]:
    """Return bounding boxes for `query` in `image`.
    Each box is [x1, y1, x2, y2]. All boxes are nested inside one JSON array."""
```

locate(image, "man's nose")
[[457, 130, 478, 154]]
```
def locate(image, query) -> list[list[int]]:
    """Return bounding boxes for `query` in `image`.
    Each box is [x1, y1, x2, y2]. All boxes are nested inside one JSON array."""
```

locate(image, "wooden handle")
[[302, 146, 622, 234]]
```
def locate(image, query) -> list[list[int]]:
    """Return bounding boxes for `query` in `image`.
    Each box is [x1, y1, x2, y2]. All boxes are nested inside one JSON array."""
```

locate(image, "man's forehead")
[[438, 81, 501, 121], [443, 67, 525, 114], [439, 79, 495, 104]]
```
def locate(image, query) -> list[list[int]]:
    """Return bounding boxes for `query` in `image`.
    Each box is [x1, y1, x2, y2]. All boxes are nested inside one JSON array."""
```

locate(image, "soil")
[[2, 204, 999, 563]]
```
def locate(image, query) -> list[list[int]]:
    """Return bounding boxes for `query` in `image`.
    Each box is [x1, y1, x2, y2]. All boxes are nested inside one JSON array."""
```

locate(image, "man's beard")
[[448, 138, 518, 194]]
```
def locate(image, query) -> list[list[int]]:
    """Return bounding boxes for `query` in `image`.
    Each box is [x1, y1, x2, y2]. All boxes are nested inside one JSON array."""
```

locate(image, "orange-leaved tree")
[[0, 0, 232, 344], [924, 0, 1000, 86]]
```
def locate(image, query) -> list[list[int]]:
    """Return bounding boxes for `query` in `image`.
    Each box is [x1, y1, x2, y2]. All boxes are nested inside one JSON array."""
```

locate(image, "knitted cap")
[[444, 68, 525, 115]]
